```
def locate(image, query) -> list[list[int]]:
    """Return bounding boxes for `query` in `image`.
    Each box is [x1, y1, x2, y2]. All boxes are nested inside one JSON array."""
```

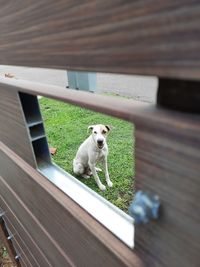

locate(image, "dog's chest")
[[96, 148, 107, 161]]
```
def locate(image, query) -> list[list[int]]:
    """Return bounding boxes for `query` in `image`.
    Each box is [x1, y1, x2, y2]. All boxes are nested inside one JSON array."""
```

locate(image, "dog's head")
[[88, 124, 111, 149]]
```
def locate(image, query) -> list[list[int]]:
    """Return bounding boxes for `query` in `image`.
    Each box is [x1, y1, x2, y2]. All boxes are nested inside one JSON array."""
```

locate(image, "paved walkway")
[[0, 65, 158, 103]]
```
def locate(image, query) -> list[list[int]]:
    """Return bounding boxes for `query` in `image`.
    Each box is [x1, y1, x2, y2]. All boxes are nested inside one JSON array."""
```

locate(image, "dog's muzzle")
[[97, 139, 104, 149]]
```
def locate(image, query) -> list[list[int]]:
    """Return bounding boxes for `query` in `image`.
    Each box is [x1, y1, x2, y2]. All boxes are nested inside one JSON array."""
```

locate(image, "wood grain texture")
[[0, 77, 199, 128], [0, 86, 36, 168], [1, 203, 51, 267], [135, 109, 200, 267], [1, 79, 200, 266], [0, 141, 143, 267], [0, 218, 19, 266], [0, 0, 200, 79], [1, 1, 200, 266], [0, 77, 151, 122]]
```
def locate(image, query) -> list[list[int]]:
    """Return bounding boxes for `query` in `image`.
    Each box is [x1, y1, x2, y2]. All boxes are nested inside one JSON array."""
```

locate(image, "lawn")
[[39, 97, 134, 212]]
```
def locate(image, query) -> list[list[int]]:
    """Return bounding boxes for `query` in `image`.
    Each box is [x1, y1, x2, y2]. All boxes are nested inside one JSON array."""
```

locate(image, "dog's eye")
[[94, 131, 97, 134], [102, 130, 107, 134]]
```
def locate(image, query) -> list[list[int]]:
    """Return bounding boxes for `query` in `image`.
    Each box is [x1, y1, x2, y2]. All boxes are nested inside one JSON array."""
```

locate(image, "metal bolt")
[[15, 254, 20, 260], [7, 234, 13, 240], [129, 190, 160, 224], [0, 211, 5, 218], [0, 211, 5, 224]]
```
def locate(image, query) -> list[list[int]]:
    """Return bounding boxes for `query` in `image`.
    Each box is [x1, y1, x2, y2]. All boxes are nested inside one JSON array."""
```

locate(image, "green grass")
[[39, 97, 134, 212]]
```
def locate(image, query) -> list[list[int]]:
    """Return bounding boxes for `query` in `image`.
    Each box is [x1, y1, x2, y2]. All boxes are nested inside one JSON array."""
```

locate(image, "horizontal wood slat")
[[0, 0, 200, 79], [0, 141, 142, 267], [0, 77, 150, 122], [1, 78, 199, 127], [0, 217, 18, 266], [1, 200, 51, 267]]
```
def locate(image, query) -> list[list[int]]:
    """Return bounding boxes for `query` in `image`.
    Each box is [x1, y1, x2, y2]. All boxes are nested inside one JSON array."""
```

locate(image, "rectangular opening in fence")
[[40, 97, 135, 213], [18, 91, 135, 248]]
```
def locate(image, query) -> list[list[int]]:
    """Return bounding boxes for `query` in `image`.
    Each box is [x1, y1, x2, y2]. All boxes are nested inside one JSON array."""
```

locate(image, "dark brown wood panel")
[[1, 77, 199, 129], [0, 141, 143, 267], [0, 0, 200, 79], [0, 218, 18, 266], [135, 110, 200, 267], [1, 200, 51, 267], [8, 238, 32, 267], [0, 86, 36, 168], [0, 77, 151, 122]]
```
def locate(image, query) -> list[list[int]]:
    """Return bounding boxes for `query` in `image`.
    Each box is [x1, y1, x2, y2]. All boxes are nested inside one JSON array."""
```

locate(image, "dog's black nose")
[[97, 139, 103, 145]]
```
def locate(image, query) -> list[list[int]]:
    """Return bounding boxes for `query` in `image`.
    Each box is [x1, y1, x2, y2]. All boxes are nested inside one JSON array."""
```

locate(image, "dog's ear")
[[87, 125, 94, 132], [105, 125, 111, 132]]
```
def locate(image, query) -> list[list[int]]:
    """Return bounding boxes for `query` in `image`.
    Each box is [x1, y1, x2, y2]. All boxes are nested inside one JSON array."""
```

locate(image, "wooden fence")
[[0, 1, 200, 266]]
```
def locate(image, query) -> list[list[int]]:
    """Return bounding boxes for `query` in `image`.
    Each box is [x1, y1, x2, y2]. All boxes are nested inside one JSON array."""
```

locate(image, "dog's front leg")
[[89, 161, 106, 191], [103, 156, 113, 188]]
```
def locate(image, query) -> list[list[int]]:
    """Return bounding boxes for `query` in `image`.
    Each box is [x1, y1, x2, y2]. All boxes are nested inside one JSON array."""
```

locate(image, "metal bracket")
[[129, 190, 160, 224]]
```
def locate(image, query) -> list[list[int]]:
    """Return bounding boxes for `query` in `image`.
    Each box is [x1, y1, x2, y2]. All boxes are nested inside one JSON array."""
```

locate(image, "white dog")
[[73, 124, 113, 191]]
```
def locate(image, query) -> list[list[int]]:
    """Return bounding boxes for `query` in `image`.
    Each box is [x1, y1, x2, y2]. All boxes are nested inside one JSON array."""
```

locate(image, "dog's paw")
[[99, 184, 106, 191], [95, 167, 102, 172], [82, 174, 91, 179], [107, 181, 113, 187]]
